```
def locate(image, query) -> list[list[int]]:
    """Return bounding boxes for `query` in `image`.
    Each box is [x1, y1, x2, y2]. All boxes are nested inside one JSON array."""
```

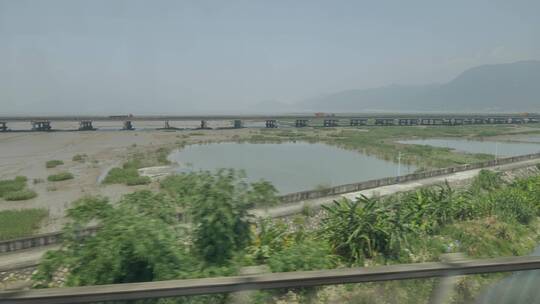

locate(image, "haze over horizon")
[[1, 0, 539, 115]]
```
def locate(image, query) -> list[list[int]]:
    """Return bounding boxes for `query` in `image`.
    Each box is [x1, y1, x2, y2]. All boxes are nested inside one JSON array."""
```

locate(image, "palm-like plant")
[[320, 195, 404, 263]]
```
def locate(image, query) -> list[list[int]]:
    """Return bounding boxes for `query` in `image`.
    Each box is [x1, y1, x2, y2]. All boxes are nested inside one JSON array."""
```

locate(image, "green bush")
[[267, 239, 335, 272], [46, 160, 64, 168], [125, 176, 151, 186], [4, 189, 37, 201], [470, 169, 503, 193], [72, 154, 88, 162], [47, 172, 74, 182], [0, 176, 27, 197], [103, 167, 140, 185], [489, 188, 536, 224], [0, 209, 47, 240]]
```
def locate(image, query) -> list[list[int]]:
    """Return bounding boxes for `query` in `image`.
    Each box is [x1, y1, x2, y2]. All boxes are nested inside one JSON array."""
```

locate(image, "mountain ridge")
[[299, 60, 540, 112]]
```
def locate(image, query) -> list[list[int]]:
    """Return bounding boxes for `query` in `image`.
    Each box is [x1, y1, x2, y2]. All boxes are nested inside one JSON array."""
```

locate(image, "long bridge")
[[0, 113, 538, 131]]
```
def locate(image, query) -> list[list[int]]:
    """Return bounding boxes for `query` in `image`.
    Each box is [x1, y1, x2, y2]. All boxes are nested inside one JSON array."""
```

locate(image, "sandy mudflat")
[[0, 125, 253, 233]]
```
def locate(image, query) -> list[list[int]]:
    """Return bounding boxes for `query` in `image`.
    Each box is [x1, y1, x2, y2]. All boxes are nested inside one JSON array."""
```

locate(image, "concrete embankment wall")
[[0, 227, 98, 254], [1, 152, 540, 254]]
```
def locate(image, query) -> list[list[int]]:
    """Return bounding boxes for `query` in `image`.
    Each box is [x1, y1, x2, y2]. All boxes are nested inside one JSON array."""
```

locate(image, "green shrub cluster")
[[103, 161, 150, 186], [0, 176, 37, 201], [47, 172, 74, 182], [4, 189, 38, 201], [72, 154, 88, 162], [0, 209, 47, 240], [45, 160, 64, 168], [0, 176, 27, 197]]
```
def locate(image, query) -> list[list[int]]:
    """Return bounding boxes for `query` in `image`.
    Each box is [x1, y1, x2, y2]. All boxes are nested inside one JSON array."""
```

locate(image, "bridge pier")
[[375, 118, 395, 126], [511, 117, 524, 124], [31, 120, 51, 131], [233, 120, 243, 128], [265, 120, 277, 128], [453, 118, 464, 125], [295, 119, 308, 128], [123, 121, 134, 130], [420, 118, 433, 125], [200, 120, 210, 129], [323, 119, 338, 127], [350, 119, 367, 126], [0, 122, 7, 132], [398, 118, 419, 126], [78, 120, 95, 131], [493, 117, 507, 124], [473, 118, 485, 124]]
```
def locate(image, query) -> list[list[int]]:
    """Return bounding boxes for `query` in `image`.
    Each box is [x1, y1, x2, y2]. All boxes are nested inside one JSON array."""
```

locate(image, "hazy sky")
[[1, 0, 539, 114]]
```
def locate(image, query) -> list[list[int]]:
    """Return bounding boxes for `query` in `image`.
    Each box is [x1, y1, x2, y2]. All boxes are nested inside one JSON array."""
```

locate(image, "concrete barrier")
[[0, 227, 98, 254]]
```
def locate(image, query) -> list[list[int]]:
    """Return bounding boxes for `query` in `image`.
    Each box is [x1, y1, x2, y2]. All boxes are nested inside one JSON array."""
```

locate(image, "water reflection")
[[168, 142, 416, 194], [399, 139, 540, 157]]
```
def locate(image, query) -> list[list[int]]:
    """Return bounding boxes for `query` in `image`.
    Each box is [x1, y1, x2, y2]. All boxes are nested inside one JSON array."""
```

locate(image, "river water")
[[168, 142, 416, 194], [399, 138, 540, 157]]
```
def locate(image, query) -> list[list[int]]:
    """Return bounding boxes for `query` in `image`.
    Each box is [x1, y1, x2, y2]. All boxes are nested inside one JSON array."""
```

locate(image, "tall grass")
[[0, 209, 48, 240]]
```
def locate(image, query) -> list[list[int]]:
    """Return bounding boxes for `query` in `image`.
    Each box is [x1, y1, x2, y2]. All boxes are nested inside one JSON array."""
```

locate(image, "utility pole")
[[397, 151, 402, 181]]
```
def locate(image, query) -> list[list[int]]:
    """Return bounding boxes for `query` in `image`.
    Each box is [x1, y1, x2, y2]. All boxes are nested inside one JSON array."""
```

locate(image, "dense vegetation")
[[0, 209, 48, 240], [35, 170, 278, 303], [47, 172, 74, 182], [0, 176, 37, 201], [45, 160, 64, 168], [33, 168, 540, 303]]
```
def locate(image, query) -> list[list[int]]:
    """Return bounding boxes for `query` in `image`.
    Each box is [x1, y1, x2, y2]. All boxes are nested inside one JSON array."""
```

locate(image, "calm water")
[[399, 139, 540, 157], [168, 142, 416, 194]]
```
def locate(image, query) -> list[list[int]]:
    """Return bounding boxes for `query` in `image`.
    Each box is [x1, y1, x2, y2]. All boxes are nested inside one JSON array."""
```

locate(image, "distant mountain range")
[[299, 60, 540, 112]]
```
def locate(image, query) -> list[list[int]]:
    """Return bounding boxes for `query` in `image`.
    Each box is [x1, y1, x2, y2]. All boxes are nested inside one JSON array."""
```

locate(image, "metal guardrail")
[[1, 256, 540, 304]]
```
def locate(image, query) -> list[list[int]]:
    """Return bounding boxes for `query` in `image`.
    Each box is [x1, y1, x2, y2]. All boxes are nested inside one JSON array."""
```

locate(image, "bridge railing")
[[1, 255, 540, 303]]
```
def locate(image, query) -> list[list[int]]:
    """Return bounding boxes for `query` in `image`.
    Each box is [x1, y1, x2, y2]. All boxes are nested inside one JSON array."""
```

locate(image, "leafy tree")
[[34, 193, 196, 287], [189, 169, 253, 265]]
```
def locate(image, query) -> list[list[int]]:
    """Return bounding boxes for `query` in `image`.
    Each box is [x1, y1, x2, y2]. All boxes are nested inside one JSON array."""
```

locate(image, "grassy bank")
[[0, 209, 48, 240]]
